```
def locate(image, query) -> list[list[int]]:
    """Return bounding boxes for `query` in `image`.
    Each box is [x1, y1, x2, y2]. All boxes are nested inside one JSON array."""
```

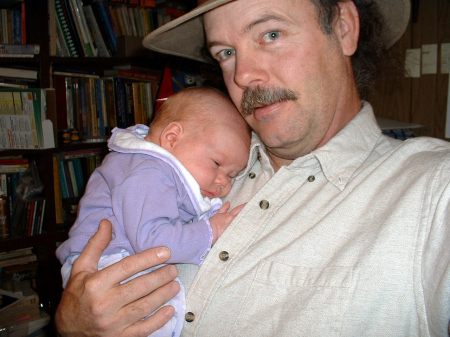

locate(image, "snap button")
[[249, 172, 256, 179], [185, 312, 195, 322], [259, 200, 269, 210], [307, 175, 315, 182], [219, 251, 229, 261]]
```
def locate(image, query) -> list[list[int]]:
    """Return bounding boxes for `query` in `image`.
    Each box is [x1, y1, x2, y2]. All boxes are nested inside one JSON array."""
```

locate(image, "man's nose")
[[234, 50, 269, 89]]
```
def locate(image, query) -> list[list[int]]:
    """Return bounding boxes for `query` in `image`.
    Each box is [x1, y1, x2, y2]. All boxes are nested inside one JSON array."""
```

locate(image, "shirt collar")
[[236, 102, 382, 191], [311, 101, 381, 190]]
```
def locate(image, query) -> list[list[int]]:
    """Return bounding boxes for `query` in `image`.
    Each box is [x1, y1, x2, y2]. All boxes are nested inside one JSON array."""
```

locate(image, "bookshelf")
[[0, 0, 198, 333]]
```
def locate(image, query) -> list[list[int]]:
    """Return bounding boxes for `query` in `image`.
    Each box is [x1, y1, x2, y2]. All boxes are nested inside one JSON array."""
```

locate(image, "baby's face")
[[172, 124, 249, 199]]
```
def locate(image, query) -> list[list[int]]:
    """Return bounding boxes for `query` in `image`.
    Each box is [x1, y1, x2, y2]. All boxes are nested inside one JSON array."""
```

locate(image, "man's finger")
[[71, 219, 113, 275]]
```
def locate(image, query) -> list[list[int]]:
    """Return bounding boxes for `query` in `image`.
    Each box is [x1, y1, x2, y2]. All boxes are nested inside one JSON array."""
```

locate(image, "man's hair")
[[310, 0, 386, 100], [200, 0, 388, 100]]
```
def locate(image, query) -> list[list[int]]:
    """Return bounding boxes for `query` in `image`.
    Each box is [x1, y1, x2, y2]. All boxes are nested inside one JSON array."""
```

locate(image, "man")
[[56, 0, 450, 336]]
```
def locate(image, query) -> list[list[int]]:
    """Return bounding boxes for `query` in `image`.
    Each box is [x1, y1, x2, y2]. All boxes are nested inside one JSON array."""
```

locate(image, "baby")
[[56, 86, 251, 337]]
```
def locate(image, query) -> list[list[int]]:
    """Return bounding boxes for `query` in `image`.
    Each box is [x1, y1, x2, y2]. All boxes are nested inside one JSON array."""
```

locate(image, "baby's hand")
[[209, 201, 245, 245]]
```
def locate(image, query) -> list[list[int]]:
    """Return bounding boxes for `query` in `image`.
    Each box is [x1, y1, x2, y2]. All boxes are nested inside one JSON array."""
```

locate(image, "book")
[[0, 44, 40, 55], [54, 0, 81, 57], [103, 68, 161, 82], [90, 0, 116, 56], [0, 305, 41, 327], [53, 156, 64, 224], [73, 158, 85, 195], [109, 0, 155, 6], [0, 89, 49, 150], [0, 248, 33, 261], [68, 0, 98, 57], [83, 5, 110, 57], [0, 67, 38, 80], [67, 160, 78, 197], [62, 160, 74, 197], [0, 253, 37, 268], [58, 160, 69, 199]]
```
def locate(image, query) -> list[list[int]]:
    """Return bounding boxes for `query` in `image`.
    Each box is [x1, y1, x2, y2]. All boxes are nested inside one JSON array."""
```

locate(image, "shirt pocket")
[[230, 260, 355, 337]]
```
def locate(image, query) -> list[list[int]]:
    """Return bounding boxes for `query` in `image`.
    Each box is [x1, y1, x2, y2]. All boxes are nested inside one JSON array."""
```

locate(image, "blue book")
[[73, 159, 85, 196], [97, 79, 105, 136], [58, 161, 69, 199], [12, 9, 22, 44], [91, 0, 117, 54]]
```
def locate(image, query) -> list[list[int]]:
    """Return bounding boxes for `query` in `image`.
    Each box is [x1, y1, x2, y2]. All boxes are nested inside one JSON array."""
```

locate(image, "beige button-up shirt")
[[178, 102, 450, 336]]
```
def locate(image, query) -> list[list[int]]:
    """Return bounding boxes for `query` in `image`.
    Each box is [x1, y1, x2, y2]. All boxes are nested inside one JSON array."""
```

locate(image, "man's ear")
[[159, 122, 184, 149], [336, 0, 360, 56]]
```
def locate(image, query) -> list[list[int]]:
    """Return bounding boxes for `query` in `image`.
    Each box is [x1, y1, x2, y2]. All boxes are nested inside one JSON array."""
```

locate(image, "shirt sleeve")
[[419, 155, 450, 336], [112, 163, 213, 265]]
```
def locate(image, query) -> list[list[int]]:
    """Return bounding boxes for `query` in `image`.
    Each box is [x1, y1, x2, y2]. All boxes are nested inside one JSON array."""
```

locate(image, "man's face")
[[204, 0, 356, 166]]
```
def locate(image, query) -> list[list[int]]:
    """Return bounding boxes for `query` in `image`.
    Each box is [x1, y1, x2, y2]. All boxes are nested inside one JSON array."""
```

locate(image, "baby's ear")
[[160, 122, 184, 149]]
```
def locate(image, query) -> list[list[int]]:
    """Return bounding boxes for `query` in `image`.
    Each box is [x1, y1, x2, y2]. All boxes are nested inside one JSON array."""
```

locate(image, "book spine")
[[102, 1, 119, 40], [90, 78, 99, 136], [97, 79, 105, 136], [66, 0, 89, 56], [0, 254, 37, 268], [62, 160, 74, 197], [90, 1, 116, 56], [76, 0, 98, 56], [59, 0, 84, 56], [73, 159, 85, 195], [12, 9, 21, 44], [83, 5, 110, 57], [39, 199, 46, 234], [58, 160, 69, 199], [79, 80, 88, 137], [0, 159, 29, 165], [116, 69, 160, 82], [124, 82, 134, 126], [53, 156, 64, 224], [20, 2, 26, 44], [0, 44, 40, 54], [115, 77, 127, 128], [67, 160, 78, 197], [53, 75, 69, 130], [55, 0, 79, 57]]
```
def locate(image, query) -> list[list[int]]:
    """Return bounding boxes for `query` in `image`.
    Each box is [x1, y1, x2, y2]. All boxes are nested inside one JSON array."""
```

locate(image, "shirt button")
[[185, 312, 195, 322], [257, 152, 262, 161], [219, 251, 229, 261], [307, 175, 315, 182], [249, 172, 256, 179], [259, 200, 269, 209]]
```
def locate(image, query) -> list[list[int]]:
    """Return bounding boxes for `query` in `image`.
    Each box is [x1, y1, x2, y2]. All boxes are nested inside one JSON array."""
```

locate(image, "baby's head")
[[147, 87, 251, 198]]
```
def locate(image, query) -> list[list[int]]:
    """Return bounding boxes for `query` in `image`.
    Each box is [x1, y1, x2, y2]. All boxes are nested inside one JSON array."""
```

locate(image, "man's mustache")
[[241, 86, 298, 116]]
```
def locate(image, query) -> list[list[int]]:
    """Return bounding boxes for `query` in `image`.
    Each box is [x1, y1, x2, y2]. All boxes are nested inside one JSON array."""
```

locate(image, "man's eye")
[[262, 31, 280, 42], [216, 49, 235, 61]]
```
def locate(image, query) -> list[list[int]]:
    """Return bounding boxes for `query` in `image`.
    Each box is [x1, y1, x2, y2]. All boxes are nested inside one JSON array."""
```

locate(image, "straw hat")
[[143, 0, 410, 62]]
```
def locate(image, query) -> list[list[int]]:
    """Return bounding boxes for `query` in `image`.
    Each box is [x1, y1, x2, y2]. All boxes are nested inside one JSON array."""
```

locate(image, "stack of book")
[[49, 0, 159, 57], [52, 65, 161, 139], [54, 148, 106, 224], [0, 267, 50, 332], [0, 88, 56, 149], [0, 157, 29, 221]]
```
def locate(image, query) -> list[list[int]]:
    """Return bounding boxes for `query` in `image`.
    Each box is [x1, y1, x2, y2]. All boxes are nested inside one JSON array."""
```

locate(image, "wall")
[[368, 0, 450, 140]]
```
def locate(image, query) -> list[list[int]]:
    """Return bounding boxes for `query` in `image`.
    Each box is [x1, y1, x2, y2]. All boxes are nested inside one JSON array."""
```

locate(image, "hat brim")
[[143, 0, 410, 63]]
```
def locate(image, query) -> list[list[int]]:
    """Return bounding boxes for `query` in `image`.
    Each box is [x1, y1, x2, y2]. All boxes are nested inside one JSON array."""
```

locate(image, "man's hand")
[[55, 219, 181, 336], [209, 202, 245, 245]]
